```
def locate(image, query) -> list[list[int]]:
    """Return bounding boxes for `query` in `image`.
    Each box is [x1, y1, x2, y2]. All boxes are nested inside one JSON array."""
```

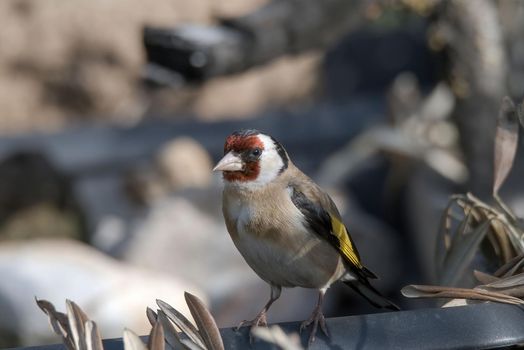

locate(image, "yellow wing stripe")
[[330, 214, 362, 268]]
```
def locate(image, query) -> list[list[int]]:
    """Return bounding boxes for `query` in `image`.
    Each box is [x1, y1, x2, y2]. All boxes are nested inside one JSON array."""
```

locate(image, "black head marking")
[[269, 136, 289, 174], [231, 129, 261, 138]]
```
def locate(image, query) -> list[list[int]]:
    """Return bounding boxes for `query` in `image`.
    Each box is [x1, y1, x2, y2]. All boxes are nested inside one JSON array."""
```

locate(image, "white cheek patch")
[[224, 133, 287, 190], [253, 134, 285, 186]]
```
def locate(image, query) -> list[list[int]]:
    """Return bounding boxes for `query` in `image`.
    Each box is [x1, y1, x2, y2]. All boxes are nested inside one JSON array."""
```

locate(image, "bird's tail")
[[345, 280, 400, 311]]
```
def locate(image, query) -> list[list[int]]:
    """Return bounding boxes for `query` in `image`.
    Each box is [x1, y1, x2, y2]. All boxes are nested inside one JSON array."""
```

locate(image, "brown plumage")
[[214, 129, 398, 345], [223, 165, 347, 289]]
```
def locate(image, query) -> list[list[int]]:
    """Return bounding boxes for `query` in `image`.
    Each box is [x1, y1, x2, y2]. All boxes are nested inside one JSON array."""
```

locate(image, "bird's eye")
[[251, 148, 262, 157]]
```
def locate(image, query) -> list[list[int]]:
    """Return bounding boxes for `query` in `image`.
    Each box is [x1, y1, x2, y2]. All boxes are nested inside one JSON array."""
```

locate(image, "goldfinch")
[[213, 129, 398, 344]]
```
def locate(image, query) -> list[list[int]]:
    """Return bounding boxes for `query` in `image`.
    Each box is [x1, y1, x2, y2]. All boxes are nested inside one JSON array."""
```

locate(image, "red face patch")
[[224, 134, 264, 154], [223, 162, 260, 182], [223, 134, 264, 182]]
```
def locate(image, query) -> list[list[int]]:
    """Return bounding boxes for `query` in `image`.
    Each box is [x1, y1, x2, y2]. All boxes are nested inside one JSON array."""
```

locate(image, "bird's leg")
[[300, 289, 329, 345], [236, 284, 281, 331]]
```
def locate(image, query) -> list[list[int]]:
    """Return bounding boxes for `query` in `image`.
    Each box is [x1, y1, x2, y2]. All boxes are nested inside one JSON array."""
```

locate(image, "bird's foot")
[[235, 310, 268, 330], [300, 307, 329, 346], [235, 311, 268, 343]]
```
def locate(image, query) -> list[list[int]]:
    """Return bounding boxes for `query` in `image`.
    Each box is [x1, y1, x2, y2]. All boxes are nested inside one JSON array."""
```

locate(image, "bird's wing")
[[288, 180, 375, 278]]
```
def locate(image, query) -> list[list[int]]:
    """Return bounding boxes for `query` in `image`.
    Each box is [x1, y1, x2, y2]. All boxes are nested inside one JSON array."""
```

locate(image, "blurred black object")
[[143, 0, 365, 85], [323, 23, 439, 99], [0, 151, 87, 242], [143, 25, 244, 85]]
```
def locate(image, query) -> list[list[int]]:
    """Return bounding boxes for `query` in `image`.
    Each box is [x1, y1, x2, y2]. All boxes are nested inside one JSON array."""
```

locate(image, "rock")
[[156, 137, 213, 191], [0, 239, 203, 347], [124, 137, 213, 205], [122, 195, 248, 299]]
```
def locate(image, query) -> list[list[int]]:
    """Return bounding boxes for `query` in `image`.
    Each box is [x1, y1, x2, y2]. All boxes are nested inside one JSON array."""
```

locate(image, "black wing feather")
[[289, 184, 370, 278]]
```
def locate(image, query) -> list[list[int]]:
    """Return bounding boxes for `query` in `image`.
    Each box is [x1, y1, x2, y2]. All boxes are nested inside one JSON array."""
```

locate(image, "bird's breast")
[[222, 188, 345, 288]]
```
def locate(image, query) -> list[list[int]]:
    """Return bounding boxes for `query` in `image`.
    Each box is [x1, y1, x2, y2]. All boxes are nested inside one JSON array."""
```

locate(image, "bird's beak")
[[213, 152, 244, 172]]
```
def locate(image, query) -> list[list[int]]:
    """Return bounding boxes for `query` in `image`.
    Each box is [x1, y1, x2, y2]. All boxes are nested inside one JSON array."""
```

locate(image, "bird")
[[213, 129, 398, 345]]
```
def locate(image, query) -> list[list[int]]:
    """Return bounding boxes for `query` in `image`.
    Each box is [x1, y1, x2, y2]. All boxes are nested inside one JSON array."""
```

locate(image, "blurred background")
[[1, 0, 524, 347]]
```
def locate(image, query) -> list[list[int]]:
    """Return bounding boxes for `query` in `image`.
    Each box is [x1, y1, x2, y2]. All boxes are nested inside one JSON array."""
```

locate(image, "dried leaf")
[[251, 326, 303, 350], [184, 292, 224, 350], [480, 285, 524, 298], [477, 273, 524, 298], [448, 204, 474, 243], [473, 270, 499, 284], [506, 225, 524, 255], [487, 219, 513, 263], [493, 96, 519, 195], [146, 308, 158, 327], [401, 284, 524, 305], [85, 321, 103, 350], [494, 194, 518, 223], [148, 321, 165, 350], [36, 298, 69, 338], [157, 310, 191, 350], [495, 253, 524, 277], [156, 299, 205, 349], [435, 199, 456, 278], [473, 208, 489, 224], [123, 329, 147, 350], [440, 220, 491, 286], [67, 300, 89, 350], [505, 256, 524, 277], [36, 298, 75, 350], [482, 272, 524, 289]]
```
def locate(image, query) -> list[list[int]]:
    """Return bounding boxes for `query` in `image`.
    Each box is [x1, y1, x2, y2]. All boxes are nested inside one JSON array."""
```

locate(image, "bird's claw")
[[235, 312, 268, 332], [235, 312, 268, 343], [300, 308, 329, 346]]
